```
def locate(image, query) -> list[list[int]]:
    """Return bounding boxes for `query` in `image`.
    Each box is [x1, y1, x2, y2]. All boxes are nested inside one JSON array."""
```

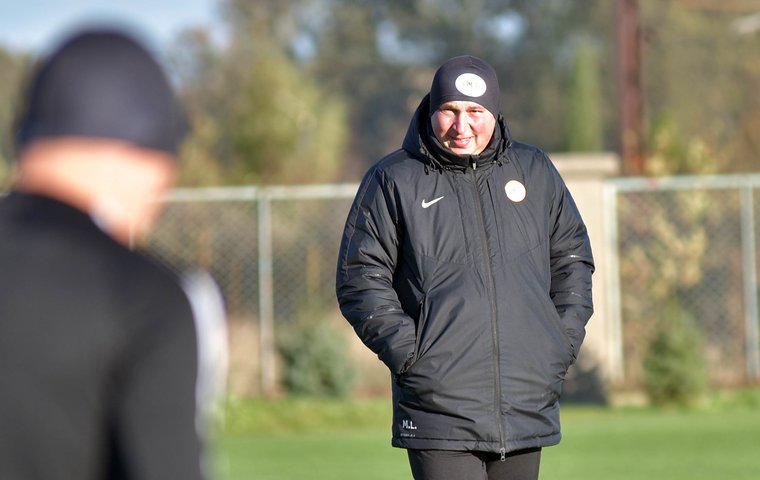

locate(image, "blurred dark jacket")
[[0, 192, 205, 480]]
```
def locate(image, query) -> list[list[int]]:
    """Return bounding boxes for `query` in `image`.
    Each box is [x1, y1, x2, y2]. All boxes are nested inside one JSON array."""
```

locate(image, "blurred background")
[[2, 0, 759, 183], [1, 1, 759, 479]]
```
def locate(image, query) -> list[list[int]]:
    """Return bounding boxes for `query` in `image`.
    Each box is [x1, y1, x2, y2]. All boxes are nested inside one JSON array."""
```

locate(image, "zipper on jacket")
[[469, 165, 506, 458]]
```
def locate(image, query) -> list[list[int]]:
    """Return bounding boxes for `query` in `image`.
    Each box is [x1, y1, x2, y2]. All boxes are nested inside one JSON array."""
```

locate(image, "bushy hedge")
[[277, 320, 356, 397], [643, 301, 708, 406]]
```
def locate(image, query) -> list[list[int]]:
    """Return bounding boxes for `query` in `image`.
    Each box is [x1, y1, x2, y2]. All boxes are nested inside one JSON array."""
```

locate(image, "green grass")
[[216, 432, 409, 480], [213, 391, 760, 480], [214, 397, 407, 480], [542, 407, 760, 479]]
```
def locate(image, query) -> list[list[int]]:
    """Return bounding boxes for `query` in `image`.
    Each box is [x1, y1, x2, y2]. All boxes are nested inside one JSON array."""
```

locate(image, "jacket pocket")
[[549, 300, 576, 366], [399, 296, 428, 377]]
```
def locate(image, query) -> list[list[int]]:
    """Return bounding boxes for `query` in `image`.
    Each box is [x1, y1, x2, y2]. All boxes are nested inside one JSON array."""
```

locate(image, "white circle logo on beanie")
[[455, 73, 487, 98]]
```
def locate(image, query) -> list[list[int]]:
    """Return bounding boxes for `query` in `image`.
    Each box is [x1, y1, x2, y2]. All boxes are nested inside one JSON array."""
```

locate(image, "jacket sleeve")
[[546, 156, 595, 359], [336, 167, 416, 375]]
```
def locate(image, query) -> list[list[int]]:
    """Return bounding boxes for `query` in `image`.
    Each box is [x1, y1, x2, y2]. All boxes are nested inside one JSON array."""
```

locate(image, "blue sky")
[[0, 0, 223, 54]]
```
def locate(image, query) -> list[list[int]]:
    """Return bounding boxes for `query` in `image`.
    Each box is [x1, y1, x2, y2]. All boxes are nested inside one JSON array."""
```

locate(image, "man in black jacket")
[[0, 29, 225, 480], [336, 56, 594, 480]]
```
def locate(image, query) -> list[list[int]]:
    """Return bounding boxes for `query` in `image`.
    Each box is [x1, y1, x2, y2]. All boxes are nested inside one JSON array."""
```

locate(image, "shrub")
[[643, 301, 708, 407], [277, 319, 356, 397]]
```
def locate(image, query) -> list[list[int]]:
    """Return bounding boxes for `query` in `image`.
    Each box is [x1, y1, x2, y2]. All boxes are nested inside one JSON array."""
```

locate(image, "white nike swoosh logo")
[[421, 196, 445, 208]]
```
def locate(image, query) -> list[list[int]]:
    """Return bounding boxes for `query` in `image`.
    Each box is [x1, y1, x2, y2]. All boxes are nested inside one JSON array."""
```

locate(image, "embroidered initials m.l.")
[[402, 419, 418, 430]]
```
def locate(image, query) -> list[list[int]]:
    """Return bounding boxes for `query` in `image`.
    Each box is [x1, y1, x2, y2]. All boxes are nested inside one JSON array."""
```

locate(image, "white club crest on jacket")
[[505, 180, 527, 203]]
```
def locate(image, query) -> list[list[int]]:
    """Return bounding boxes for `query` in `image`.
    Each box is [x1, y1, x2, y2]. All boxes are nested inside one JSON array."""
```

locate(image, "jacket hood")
[[402, 94, 513, 171]]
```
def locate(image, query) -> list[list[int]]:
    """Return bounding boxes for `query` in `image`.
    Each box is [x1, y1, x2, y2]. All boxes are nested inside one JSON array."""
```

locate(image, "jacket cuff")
[[381, 341, 416, 376]]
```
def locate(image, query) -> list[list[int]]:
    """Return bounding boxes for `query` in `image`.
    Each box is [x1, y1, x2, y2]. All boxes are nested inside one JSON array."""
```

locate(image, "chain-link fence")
[[145, 184, 359, 396], [145, 175, 760, 396], [606, 174, 760, 387]]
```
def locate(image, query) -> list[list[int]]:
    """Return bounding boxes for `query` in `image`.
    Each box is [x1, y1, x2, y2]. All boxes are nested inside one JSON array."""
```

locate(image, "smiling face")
[[431, 100, 497, 156]]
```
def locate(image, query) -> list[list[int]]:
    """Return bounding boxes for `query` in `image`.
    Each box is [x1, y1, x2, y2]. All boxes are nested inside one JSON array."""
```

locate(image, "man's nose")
[[453, 113, 469, 132]]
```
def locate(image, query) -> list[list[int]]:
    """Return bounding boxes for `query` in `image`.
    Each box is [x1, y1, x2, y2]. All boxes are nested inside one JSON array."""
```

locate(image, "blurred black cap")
[[14, 28, 188, 157]]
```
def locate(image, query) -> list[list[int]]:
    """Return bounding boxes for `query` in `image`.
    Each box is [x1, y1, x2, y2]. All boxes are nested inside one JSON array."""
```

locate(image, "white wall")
[[552, 152, 621, 381]]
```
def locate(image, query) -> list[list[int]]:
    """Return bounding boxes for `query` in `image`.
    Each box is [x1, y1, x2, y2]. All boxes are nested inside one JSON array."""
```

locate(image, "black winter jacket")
[[336, 96, 594, 455], [0, 193, 207, 480]]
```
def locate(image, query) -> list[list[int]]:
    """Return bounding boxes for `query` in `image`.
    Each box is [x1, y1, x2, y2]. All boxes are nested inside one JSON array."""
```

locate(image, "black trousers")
[[407, 448, 542, 480]]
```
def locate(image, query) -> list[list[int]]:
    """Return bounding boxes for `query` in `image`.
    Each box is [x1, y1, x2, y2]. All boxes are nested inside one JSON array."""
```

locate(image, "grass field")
[[213, 391, 760, 480]]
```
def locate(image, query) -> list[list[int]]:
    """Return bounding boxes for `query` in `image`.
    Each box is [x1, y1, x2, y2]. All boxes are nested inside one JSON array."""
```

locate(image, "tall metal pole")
[[257, 190, 276, 396], [740, 187, 760, 380], [616, 0, 645, 175]]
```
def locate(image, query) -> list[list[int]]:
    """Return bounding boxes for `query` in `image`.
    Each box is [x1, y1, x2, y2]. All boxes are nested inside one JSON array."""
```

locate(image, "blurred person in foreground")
[[336, 55, 594, 480], [0, 28, 227, 480]]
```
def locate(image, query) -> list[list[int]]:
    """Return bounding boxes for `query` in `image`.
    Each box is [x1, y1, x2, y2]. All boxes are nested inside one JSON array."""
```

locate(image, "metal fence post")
[[740, 186, 760, 380], [257, 189, 276, 395]]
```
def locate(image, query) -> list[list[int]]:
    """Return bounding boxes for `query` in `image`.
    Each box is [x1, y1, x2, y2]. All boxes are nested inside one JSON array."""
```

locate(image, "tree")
[[6, 0, 754, 185], [0, 46, 30, 187], [308, 1, 421, 173], [313, 0, 618, 168], [224, 49, 347, 184], [168, 29, 228, 186], [643, 300, 708, 406], [168, 0, 349, 185], [564, 39, 603, 151], [640, 0, 760, 173]]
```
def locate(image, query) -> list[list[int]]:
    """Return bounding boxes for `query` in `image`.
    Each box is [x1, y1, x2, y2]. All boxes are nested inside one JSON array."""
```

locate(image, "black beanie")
[[14, 28, 188, 156], [429, 55, 501, 118]]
